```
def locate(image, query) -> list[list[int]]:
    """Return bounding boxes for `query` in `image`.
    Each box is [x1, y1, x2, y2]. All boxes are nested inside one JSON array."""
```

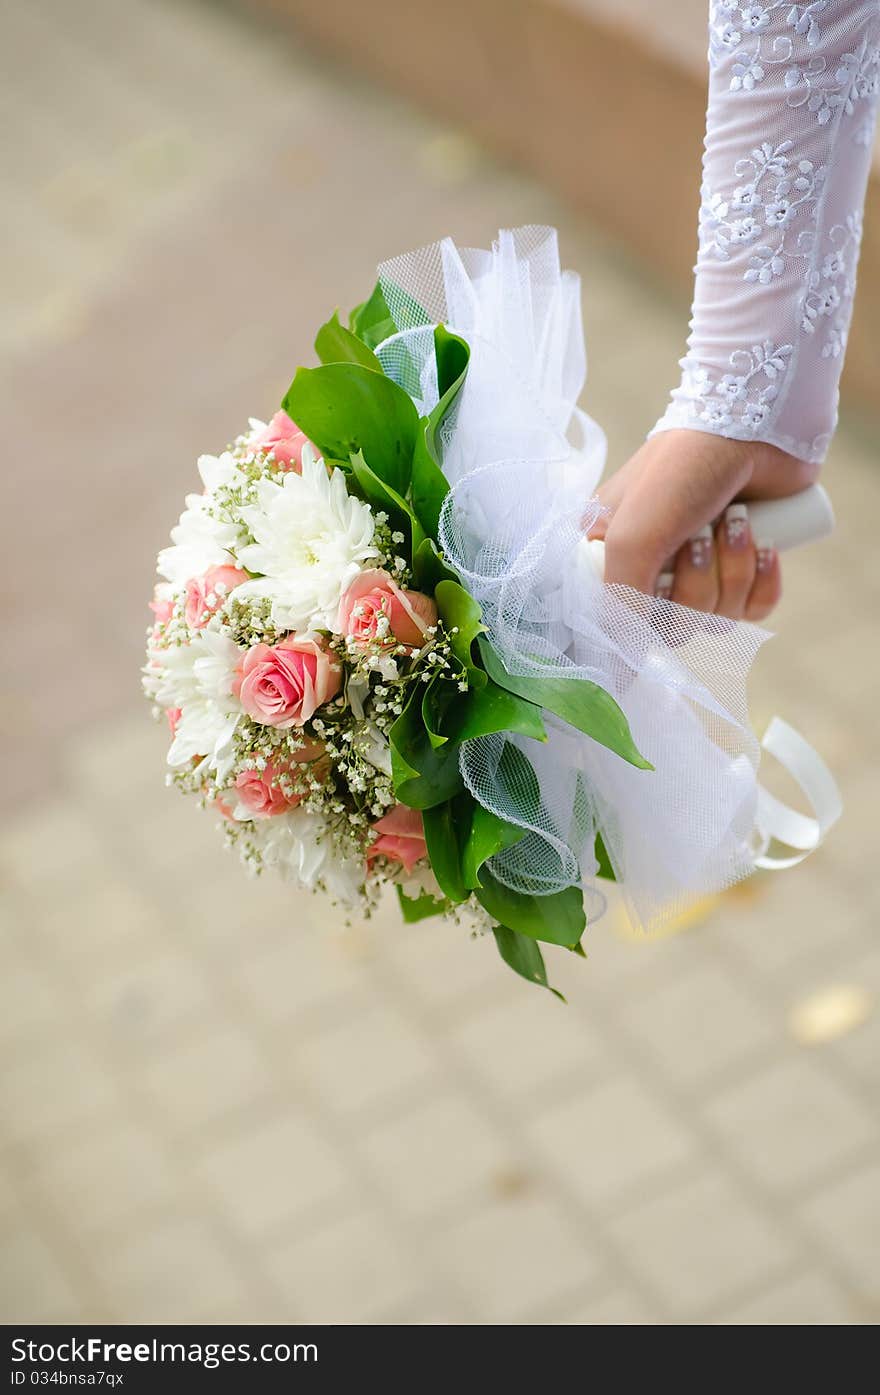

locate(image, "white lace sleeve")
[[652, 1, 880, 464]]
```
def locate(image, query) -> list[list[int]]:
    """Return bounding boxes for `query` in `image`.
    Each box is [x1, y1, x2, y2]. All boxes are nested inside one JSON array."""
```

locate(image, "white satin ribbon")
[[754, 717, 842, 869]]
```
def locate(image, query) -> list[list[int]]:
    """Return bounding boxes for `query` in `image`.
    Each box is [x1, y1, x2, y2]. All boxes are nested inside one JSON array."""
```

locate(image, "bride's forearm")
[[652, 0, 880, 465]]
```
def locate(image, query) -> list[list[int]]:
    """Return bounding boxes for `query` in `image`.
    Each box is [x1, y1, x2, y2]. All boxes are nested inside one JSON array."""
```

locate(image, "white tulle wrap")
[[375, 227, 838, 931]]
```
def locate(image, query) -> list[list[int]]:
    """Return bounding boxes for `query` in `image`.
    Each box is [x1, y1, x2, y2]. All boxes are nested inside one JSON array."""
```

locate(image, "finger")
[[588, 463, 634, 539], [603, 443, 751, 593], [716, 503, 757, 619], [745, 542, 782, 621], [670, 526, 719, 612]]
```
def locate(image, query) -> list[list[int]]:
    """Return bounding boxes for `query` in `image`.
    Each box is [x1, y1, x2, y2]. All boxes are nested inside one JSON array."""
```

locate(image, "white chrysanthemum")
[[234, 446, 377, 631], [251, 808, 364, 904], [157, 453, 243, 585], [152, 630, 243, 780]]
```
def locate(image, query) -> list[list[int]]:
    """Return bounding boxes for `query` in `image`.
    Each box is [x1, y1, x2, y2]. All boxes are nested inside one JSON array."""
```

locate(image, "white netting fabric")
[[377, 227, 771, 931]]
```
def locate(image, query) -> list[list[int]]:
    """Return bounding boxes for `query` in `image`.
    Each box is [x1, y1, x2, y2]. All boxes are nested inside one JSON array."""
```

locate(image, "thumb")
[[737, 447, 820, 501]]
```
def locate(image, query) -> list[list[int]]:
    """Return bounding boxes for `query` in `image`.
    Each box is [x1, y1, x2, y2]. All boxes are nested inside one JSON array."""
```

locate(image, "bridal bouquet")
[[145, 228, 835, 994]]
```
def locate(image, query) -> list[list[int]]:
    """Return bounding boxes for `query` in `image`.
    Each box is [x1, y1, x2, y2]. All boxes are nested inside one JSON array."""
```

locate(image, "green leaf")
[[283, 363, 418, 497], [411, 424, 451, 540], [422, 798, 471, 904], [412, 537, 458, 594], [349, 282, 396, 350], [409, 327, 470, 539], [495, 740, 543, 824], [444, 680, 547, 745], [396, 885, 450, 923], [433, 324, 470, 399], [476, 868, 586, 949], [594, 831, 617, 881], [315, 311, 383, 371], [389, 688, 464, 810], [477, 637, 652, 771], [493, 926, 565, 1000], [461, 803, 526, 890], [435, 580, 487, 689], [349, 449, 421, 551], [421, 673, 455, 750]]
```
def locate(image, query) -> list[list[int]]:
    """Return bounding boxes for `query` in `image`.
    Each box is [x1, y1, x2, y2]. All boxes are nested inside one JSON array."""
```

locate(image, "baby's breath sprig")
[[218, 594, 285, 648]]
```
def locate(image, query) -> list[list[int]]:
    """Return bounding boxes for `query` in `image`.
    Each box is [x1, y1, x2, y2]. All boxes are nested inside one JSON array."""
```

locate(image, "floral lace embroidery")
[[800, 210, 863, 354], [679, 341, 793, 434], [711, 2, 880, 134], [699, 141, 827, 282], [658, 4, 880, 459]]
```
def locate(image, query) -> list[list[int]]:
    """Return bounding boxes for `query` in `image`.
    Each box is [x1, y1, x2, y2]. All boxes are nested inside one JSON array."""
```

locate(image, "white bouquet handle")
[[582, 483, 834, 577]]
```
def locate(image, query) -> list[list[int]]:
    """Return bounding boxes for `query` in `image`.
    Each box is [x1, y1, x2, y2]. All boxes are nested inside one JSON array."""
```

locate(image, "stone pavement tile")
[[721, 1272, 860, 1325], [67, 713, 173, 810], [433, 1193, 601, 1323], [448, 982, 609, 1102], [798, 1165, 880, 1292], [0, 1039, 122, 1147], [25, 1121, 179, 1240], [714, 862, 870, 982], [556, 1285, 658, 1325], [0, 1159, 17, 1222], [560, 895, 719, 995], [291, 1003, 441, 1119], [0, 799, 109, 892], [264, 1208, 423, 1323], [22, 874, 162, 977], [820, 946, 880, 1086], [358, 1093, 514, 1220], [91, 1215, 249, 1322], [0, 941, 66, 1049], [81, 946, 217, 1057], [616, 962, 777, 1090], [238, 932, 373, 1027], [607, 1172, 796, 1319], [193, 1111, 351, 1243], [526, 1076, 695, 1209], [0, 1224, 82, 1322], [135, 1025, 271, 1136], [377, 914, 504, 1010], [703, 1059, 878, 1192], [831, 1014, 880, 1089]]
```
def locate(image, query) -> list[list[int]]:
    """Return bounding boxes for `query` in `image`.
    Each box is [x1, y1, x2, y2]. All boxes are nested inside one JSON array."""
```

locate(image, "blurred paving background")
[[1, 0, 878, 1325]]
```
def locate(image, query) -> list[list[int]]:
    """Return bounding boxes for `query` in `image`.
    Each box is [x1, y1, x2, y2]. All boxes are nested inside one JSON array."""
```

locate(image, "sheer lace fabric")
[[653, 1, 880, 463]]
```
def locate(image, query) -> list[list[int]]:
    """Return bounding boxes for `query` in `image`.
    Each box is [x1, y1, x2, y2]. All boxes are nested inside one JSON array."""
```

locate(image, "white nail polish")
[[689, 525, 713, 569], [655, 571, 675, 597], [724, 502, 750, 548], [755, 538, 776, 574]]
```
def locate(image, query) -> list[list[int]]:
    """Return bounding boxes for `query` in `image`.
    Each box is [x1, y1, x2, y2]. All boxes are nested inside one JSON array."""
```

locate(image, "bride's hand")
[[589, 429, 820, 621]]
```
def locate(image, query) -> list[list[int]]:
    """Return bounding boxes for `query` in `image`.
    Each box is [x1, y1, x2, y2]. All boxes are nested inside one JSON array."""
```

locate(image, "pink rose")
[[184, 564, 248, 630], [234, 760, 300, 818], [234, 634, 341, 728], [367, 805, 428, 873], [249, 410, 312, 472], [233, 743, 325, 818], [337, 569, 438, 649], [149, 593, 174, 625]]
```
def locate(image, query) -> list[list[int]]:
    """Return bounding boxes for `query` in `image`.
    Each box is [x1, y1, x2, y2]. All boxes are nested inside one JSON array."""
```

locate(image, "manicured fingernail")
[[724, 503, 750, 550], [755, 538, 776, 573], [655, 571, 675, 599], [689, 525, 713, 570]]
